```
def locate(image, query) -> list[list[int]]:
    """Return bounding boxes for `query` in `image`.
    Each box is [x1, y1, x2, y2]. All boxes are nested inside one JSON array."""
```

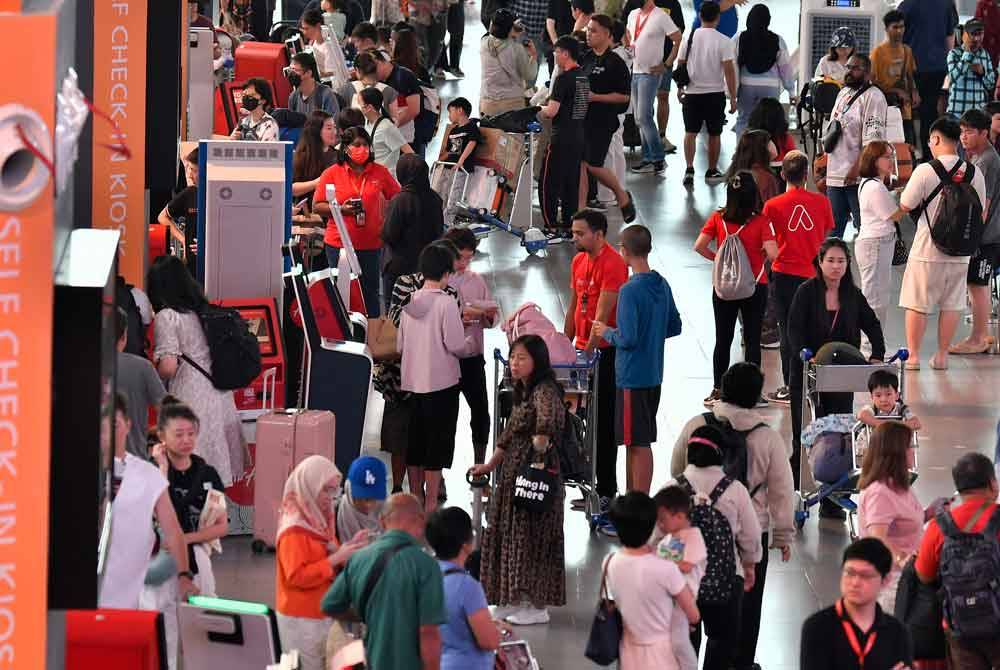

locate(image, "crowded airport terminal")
[[7, 0, 1000, 667]]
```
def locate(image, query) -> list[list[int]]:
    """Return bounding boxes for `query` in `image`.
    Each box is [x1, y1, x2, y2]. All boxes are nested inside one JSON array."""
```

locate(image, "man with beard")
[[824, 53, 888, 238]]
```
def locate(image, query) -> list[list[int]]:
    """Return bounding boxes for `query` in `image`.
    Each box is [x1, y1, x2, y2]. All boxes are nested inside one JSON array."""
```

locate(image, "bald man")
[[323, 493, 445, 670]]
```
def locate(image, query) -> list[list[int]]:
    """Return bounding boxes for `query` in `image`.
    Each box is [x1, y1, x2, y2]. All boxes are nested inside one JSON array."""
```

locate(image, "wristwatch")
[[177, 571, 194, 580]]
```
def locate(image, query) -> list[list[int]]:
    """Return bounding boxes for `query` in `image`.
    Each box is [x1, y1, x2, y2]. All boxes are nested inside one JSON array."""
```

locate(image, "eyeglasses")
[[842, 567, 881, 581], [847, 65, 866, 72]]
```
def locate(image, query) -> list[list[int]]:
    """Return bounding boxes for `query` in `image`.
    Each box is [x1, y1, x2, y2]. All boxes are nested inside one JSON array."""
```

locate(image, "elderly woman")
[[470, 334, 565, 626], [479, 8, 539, 116]]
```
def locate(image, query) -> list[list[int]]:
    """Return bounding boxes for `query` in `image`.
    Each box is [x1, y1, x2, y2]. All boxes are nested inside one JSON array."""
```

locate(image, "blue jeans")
[[828, 185, 860, 239], [325, 245, 382, 318], [632, 72, 665, 163], [734, 83, 782, 135]]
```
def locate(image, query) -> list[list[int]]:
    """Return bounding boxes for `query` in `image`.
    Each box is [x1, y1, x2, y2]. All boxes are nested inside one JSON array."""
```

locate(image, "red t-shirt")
[[313, 162, 401, 250], [915, 497, 1000, 581], [762, 187, 834, 278], [775, 133, 797, 162], [570, 243, 628, 349], [700, 211, 775, 284]]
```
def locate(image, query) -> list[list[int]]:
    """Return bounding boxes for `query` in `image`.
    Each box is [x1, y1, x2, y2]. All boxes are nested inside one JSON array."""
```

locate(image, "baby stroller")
[[794, 344, 915, 537]]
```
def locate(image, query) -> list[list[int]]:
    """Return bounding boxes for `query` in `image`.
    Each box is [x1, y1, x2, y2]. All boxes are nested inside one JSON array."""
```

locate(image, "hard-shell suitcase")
[[251, 409, 336, 551], [234, 41, 292, 108]]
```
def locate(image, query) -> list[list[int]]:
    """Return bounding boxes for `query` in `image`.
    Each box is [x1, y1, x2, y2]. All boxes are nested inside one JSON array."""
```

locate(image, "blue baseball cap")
[[347, 456, 388, 501]]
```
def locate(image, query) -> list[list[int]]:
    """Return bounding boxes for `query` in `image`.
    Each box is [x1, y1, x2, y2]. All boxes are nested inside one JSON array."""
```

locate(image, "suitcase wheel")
[[251, 539, 270, 554]]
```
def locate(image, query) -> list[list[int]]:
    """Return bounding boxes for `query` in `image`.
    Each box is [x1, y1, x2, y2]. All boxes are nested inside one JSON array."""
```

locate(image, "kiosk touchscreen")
[[179, 596, 280, 670]]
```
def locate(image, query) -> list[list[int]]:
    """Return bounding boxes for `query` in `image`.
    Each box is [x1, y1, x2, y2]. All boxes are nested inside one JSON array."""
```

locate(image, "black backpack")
[[556, 407, 589, 483], [702, 413, 767, 498], [116, 276, 147, 357], [913, 160, 984, 257], [676, 474, 738, 605], [182, 304, 262, 390], [936, 504, 1000, 640]]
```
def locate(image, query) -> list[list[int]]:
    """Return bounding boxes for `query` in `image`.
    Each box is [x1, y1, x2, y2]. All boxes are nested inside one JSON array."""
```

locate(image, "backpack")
[[712, 223, 762, 301], [676, 474, 738, 605], [413, 79, 441, 145], [501, 302, 577, 365], [116, 276, 146, 356], [913, 159, 984, 257], [556, 407, 590, 483], [701, 413, 767, 497], [935, 503, 1000, 640], [182, 304, 262, 390]]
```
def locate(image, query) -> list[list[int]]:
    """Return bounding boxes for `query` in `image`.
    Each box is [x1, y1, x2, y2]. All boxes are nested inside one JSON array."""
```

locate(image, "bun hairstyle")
[[157, 395, 200, 432]]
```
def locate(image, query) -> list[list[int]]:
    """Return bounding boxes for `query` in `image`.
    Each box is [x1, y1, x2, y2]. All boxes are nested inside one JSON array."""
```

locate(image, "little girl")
[[814, 27, 856, 83]]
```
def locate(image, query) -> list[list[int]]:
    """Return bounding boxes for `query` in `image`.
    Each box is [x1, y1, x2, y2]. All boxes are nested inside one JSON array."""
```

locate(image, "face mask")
[[287, 71, 302, 88], [242, 96, 260, 112], [347, 145, 370, 164]]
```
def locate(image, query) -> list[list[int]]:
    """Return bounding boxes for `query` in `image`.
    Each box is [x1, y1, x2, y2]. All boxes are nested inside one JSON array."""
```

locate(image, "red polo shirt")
[[570, 242, 628, 349], [313, 161, 401, 250]]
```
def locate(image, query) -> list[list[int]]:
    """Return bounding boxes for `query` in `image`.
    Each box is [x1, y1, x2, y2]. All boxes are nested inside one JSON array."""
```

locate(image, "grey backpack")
[[713, 225, 761, 301]]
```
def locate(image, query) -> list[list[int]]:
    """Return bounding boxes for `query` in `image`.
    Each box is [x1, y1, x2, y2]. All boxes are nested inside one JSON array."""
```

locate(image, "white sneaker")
[[491, 604, 521, 620], [506, 607, 550, 625]]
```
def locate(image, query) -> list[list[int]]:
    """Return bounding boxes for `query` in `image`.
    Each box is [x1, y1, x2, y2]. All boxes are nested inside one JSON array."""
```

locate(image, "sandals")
[[904, 360, 921, 371], [929, 355, 949, 370], [948, 337, 994, 355]]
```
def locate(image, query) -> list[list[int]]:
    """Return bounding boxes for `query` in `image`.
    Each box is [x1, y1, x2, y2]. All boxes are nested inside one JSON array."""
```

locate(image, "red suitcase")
[[251, 409, 336, 552], [234, 41, 291, 108]]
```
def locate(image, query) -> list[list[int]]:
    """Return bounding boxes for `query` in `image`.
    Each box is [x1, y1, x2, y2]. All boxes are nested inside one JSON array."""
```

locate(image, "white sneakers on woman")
[[505, 607, 550, 625]]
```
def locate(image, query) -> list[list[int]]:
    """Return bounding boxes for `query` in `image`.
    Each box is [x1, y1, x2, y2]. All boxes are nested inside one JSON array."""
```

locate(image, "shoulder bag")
[[671, 29, 696, 88], [821, 83, 870, 154], [584, 554, 622, 666]]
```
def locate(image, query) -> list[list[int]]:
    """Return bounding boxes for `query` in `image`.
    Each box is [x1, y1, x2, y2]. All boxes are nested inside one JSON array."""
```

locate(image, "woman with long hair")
[[293, 110, 338, 202], [814, 26, 856, 83], [392, 26, 431, 81], [694, 171, 778, 405], [856, 141, 905, 329], [147, 256, 244, 487], [726, 129, 781, 203], [470, 335, 566, 626], [858, 421, 922, 612], [733, 5, 795, 134], [746, 97, 796, 165]]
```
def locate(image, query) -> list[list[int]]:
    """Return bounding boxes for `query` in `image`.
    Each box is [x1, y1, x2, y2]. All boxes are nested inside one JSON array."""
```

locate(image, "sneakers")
[[662, 137, 677, 154], [597, 518, 619, 538], [621, 191, 637, 223], [447, 66, 465, 78], [586, 199, 608, 211], [506, 607, 550, 625], [631, 160, 657, 173], [433, 67, 447, 79], [755, 395, 769, 408], [767, 386, 791, 404], [761, 337, 780, 350], [703, 389, 721, 406], [705, 168, 726, 183], [683, 167, 695, 185], [491, 604, 521, 620], [653, 160, 665, 172]]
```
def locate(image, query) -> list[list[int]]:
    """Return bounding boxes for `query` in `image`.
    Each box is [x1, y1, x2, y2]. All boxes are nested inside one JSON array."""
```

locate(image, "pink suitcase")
[[251, 409, 336, 552]]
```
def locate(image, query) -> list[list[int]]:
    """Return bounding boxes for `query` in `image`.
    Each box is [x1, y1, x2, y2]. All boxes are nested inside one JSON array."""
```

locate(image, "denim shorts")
[[657, 66, 674, 92]]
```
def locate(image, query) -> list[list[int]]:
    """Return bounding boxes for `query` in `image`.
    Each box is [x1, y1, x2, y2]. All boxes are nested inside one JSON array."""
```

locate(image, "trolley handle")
[[466, 469, 490, 488], [799, 347, 909, 363], [493, 347, 601, 369]]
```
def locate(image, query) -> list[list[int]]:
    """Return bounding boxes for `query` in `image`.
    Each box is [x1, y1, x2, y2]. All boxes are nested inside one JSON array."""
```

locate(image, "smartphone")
[[498, 641, 537, 670], [294, 197, 309, 210]]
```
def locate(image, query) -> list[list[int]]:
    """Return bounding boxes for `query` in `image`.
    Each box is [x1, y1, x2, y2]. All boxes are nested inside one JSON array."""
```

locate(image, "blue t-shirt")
[[691, 0, 738, 38], [899, 0, 957, 72], [438, 561, 493, 670]]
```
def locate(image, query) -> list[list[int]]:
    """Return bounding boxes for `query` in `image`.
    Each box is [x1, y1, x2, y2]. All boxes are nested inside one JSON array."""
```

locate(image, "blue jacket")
[[603, 271, 681, 388]]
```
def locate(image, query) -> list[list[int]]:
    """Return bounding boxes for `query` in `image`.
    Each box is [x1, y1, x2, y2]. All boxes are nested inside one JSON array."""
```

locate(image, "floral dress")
[[481, 379, 566, 607], [154, 309, 245, 486]]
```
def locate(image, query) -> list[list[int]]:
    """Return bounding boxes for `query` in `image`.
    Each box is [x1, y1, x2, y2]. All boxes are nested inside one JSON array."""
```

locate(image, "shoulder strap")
[[709, 476, 733, 505], [372, 115, 386, 137], [599, 552, 615, 601], [180, 354, 214, 385], [358, 542, 409, 620], [914, 160, 963, 224], [935, 508, 963, 539], [984, 506, 1000, 537], [675, 473, 695, 497], [701, 412, 720, 428], [844, 83, 870, 111], [962, 499, 994, 532]]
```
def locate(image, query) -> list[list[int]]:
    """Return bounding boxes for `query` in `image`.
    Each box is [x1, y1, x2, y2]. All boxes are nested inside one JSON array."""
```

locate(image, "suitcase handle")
[[260, 366, 278, 411]]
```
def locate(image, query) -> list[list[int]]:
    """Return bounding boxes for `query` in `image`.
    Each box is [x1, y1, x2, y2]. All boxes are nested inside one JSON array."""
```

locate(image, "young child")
[[858, 369, 922, 431], [359, 86, 412, 175], [870, 10, 918, 146], [813, 27, 856, 83], [442, 97, 482, 171], [442, 228, 499, 465], [652, 485, 707, 670]]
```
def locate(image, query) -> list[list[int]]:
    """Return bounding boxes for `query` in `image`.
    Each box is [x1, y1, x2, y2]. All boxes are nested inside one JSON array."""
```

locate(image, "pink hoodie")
[[448, 270, 496, 358], [397, 288, 470, 393]]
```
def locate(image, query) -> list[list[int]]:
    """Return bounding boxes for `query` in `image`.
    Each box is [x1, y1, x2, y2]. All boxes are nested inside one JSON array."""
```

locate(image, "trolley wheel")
[[794, 511, 807, 531], [251, 539, 268, 554]]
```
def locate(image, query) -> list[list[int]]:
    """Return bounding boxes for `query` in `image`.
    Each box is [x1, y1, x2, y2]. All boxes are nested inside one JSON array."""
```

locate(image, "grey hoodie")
[[480, 36, 539, 102]]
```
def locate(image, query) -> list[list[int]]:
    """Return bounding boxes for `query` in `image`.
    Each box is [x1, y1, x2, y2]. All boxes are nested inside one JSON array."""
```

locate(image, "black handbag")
[[821, 84, 870, 154], [892, 222, 909, 266], [671, 30, 696, 88], [584, 554, 622, 666], [512, 457, 558, 513], [894, 556, 946, 660]]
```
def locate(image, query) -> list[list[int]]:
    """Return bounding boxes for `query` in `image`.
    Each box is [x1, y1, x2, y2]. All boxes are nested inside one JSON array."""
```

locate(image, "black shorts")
[[681, 92, 727, 136], [967, 243, 1000, 286], [583, 127, 615, 167], [405, 385, 460, 470], [615, 386, 661, 447]]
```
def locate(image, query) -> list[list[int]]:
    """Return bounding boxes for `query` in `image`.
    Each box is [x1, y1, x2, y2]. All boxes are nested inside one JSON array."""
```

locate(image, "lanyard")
[[634, 7, 654, 42], [835, 599, 877, 669], [347, 170, 367, 201], [829, 308, 840, 336]]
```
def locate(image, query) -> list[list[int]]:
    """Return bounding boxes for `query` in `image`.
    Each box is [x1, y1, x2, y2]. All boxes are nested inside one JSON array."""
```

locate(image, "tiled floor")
[[217, 3, 1000, 668]]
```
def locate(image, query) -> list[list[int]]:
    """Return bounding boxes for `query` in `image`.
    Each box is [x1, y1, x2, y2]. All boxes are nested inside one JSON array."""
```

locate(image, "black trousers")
[[790, 358, 854, 489], [735, 532, 769, 670], [712, 283, 767, 389], [593, 346, 618, 499], [691, 579, 745, 670], [914, 71, 946, 161], [540, 142, 583, 230], [459, 354, 490, 447], [772, 272, 807, 387], [436, 1, 465, 69]]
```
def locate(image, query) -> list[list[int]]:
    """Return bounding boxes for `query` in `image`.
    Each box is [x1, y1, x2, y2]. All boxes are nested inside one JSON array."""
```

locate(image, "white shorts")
[[899, 259, 968, 313]]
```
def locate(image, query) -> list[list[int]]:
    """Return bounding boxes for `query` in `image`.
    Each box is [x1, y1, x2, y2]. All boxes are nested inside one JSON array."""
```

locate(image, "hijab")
[[737, 4, 780, 75], [276, 455, 343, 543]]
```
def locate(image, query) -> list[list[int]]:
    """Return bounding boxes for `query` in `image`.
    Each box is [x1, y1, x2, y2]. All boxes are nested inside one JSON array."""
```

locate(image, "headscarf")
[[276, 455, 343, 543], [336, 480, 385, 541], [737, 5, 780, 75]]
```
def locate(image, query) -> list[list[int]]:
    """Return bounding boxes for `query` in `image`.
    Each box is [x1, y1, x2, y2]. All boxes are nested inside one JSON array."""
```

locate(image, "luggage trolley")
[[794, 346, 912, 535], [491, 348, 602, 524]]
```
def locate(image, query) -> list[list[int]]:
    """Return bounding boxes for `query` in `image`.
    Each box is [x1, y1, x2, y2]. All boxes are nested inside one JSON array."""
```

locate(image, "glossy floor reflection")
[[215, 3, 1000, 668]]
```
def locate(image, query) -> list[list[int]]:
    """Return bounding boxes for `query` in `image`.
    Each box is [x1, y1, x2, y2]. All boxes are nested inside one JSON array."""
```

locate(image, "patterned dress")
[[153, 309, 245, 486], [481, 379, 566, 607]]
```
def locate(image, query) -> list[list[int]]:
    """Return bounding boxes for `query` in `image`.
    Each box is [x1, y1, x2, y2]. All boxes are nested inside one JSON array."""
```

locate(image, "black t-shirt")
[[622, 0, 684, 59], [800, 603, 913, 670], [166, 186, 197, 225], [444, 119, 483, 162], [585, 49, 631, 133], [386, 64, 422, 103], [168, 455, 225, 575], [546, 0, 574, 44], [550, 65, 590, 145]]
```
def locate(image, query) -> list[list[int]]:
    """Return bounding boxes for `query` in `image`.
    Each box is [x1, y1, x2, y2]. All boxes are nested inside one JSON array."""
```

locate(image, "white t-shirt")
[[901, 154, 987, 263], [99, 454, 169, 609], [656, 527, 708, 597], [604, 551, 687, 645], [627, 6, 679, 74], [677, 27, 736, 95], [814, 55, 848, 83], [826, 85, 887, 187], [857, 178, 899, 240], [366, 116, 409, 176]]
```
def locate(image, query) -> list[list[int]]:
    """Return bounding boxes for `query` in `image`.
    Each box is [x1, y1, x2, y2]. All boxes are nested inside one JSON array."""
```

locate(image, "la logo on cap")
[[365, 470, 376, 485]]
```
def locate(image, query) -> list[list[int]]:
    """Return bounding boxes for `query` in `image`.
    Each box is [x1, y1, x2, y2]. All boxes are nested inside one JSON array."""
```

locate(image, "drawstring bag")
[[713, 223, 762, 301]]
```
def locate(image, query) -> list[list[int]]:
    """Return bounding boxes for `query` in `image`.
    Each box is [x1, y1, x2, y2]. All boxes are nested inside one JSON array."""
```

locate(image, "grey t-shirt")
[[289, 84, 339, 117], [971, 144, 1000, 245], [117, 351, 167, 459], [337, 81, 398, 112]]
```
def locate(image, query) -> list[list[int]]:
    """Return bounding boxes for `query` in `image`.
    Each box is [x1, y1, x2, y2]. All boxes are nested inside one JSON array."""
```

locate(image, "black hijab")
[[737, 5, 781, 75]]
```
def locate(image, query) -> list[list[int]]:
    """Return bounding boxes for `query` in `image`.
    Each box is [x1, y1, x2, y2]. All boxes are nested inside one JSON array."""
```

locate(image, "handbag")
[[894, 556, 946, 660], [892, 222, 909, 266], [512, 460, 558, 513], [671, 30, 696, 88], [584, 554, 622, 666], [822, 84, 870, 154]]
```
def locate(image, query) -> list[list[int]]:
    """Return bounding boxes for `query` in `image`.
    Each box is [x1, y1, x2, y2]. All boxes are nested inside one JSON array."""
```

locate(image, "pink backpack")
[[501, 302, 578, 365]]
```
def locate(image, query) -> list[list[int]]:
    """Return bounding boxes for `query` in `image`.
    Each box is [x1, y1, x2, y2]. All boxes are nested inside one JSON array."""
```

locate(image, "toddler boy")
[[857, 369, 922, 431], [442, 97, 482, 171]]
